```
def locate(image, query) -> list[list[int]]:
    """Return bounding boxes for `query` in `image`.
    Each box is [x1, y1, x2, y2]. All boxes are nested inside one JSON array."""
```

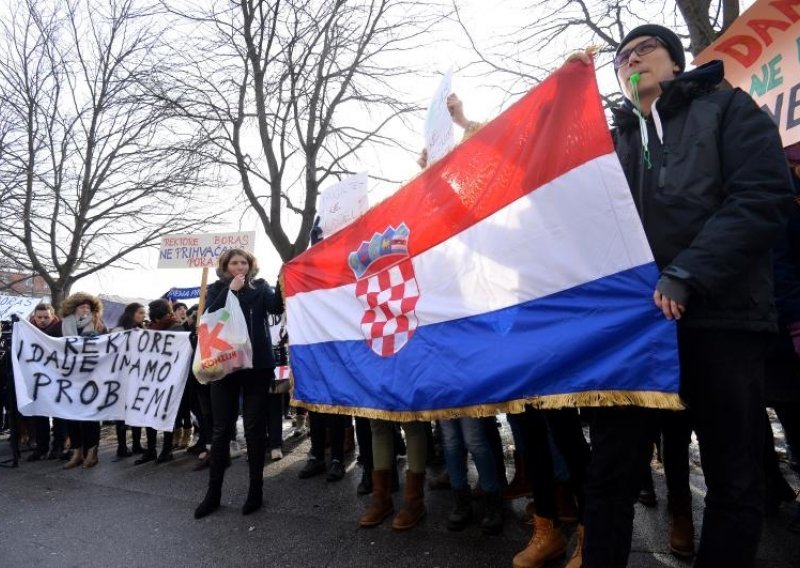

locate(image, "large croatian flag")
[[283, 62, 681, 420]]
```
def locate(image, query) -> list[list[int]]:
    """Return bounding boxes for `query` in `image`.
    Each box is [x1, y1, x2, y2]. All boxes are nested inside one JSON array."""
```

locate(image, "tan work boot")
[[512, 515, 567, 568], [668, 494, 695, 558], [359, 469, 394, 527], [83, 446, 99, 468], [564, 523, 584, 568], [63, 449, 84, 470], [392, 470, 426, 531]]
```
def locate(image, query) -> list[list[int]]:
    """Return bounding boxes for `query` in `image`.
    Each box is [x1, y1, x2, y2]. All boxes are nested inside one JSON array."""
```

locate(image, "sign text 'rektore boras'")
[[157, 231, 255, 269]]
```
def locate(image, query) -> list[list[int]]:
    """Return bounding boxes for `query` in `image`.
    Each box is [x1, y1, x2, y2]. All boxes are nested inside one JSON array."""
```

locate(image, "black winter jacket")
[[204, 278, 284, 372], [612, 61, 795, 332]]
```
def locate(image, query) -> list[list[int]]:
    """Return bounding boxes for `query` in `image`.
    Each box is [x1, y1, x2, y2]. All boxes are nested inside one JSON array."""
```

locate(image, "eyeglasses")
[[613, 37, 664, 70]]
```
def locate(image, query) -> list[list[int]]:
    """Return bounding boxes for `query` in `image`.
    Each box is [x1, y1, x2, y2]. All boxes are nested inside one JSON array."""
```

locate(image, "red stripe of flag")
[[284, 62, 612, 297]]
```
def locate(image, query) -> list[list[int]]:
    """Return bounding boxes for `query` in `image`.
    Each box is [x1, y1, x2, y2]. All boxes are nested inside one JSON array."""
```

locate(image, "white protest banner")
[[317, 172, 370, 236], [12, 319, 192, 430], [0, 294, 42, 321], [693, 0, 800, 146], [424, 68, 455, 163], [157, 231, 256, 269]]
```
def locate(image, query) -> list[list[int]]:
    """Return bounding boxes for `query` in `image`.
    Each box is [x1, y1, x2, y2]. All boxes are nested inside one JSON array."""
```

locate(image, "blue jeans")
[[440, 417, 500, 493]]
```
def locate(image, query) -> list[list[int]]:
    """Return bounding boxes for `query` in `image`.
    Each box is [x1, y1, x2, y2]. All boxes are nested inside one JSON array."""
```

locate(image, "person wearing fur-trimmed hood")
[[51, 292, 107, 470]]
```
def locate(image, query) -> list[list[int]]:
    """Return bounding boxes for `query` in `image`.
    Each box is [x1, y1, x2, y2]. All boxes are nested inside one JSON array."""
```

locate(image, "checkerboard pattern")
[[354, 258, 420, 356]]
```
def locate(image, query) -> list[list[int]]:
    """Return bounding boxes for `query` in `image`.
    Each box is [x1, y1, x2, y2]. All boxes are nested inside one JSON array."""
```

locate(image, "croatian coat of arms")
[[348, 223, 420, 356]]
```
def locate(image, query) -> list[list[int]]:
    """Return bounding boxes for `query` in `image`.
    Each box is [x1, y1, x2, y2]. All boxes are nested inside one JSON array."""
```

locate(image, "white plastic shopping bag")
[[192, 290, 253, 383]]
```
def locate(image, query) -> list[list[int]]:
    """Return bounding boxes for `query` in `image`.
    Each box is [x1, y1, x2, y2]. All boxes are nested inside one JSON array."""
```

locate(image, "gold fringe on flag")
[[290, 390, 684, 422]]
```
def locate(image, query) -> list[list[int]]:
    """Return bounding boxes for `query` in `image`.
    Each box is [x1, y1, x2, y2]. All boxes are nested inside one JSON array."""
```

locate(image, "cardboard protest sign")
[[12, 320, 192, 430], [424, 69, 455, 163], [317, 173, 370, 236], [157, 231, 256, 269], [693, 0, 800, 146], [0, 294, 42, 321]]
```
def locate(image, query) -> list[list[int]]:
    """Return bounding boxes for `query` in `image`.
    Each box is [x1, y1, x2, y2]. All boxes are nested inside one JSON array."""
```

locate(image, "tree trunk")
[[49, 282, 72, 313], [676, 0, 741, 55]]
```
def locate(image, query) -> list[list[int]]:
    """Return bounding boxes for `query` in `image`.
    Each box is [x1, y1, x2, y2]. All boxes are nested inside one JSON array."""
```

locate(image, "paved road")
[[1, 420, 798, 568]]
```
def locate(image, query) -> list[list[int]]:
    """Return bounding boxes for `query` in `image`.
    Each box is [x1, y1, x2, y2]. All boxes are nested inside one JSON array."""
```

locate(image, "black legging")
[[266, 393, 284, 451], [639, 409, 692, 499], [207, 369, 268, 491], [144, 427, 173, 453], [195, 382, 212, 448], [67, 420, 100, 452], [355, 417, 373, 469], [309, 411, 347, 462], [176, 378, 194, 430], [520, 407, 590, 521]]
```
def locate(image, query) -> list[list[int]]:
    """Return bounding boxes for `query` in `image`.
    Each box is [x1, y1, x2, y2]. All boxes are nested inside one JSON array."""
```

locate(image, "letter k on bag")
[[198, 321, 234, 359]]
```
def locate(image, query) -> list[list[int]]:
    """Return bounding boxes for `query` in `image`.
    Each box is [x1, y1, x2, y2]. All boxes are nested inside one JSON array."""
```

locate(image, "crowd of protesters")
[[2, 22, 800, 568]]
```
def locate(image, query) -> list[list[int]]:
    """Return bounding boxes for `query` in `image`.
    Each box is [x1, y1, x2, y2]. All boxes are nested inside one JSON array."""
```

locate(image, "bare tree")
[[457, 0, 741, 103], [167, 0, 445, 260], [0, 0, 222, 308]]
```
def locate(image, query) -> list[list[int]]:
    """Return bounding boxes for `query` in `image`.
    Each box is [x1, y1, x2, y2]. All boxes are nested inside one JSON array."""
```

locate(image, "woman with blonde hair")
[[194, 249, 283, 519], [50, 292, 107, 469]]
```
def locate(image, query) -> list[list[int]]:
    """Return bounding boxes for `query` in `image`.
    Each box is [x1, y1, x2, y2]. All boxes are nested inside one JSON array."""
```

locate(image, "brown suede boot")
[[503, 450, 530, 500], [512, 515, 567, 568], [359, 469, 394, 528], [63, 449, 84, 470], [564, 524, 584, 568], [82, 446, 99, 468], [392, 470, 426, 531], [668, 494, 695, 558]]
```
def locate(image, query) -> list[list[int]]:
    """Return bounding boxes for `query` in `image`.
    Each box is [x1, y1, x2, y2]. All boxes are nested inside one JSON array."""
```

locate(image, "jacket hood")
[[60, 292, 103, 318]]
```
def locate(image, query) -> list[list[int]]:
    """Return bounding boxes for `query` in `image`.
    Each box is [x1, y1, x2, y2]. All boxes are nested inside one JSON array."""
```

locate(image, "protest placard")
[[166, 287, 201, 300], [0, 294, 42, 321], [12, 319, 192, 430], [157, 231, 256, 269], [317, 173, 370, 236], [424, 69, 455, 163], [693, 0, 800, 146]]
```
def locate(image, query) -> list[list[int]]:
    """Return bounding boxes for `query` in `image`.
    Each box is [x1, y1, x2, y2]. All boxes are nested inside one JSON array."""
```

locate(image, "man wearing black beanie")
[[560, 24, 795, 568]]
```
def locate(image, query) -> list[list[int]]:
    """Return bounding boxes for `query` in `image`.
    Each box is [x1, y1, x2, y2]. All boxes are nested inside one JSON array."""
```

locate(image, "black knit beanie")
[[617, 24, 685, 72]]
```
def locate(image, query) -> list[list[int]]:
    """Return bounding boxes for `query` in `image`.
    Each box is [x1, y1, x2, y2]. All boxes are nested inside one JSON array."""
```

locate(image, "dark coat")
[[612, 61, 795, 333], [204, 278, 283, 372], [766, 199, 800, 403]]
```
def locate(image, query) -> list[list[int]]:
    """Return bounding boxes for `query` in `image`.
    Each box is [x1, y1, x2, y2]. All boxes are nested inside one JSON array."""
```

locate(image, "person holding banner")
[[26, 303, 67, 462], [569, 24, 795, 568], [112, 303, 147, 458], [51, 293, 107, 470], [134, 300, 185, 465], [194, 249, 283, 519]]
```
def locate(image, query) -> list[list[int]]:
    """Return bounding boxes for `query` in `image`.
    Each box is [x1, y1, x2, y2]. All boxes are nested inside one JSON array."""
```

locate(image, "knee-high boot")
[[359, 469, 394, 527], [392, 470, 426, 531]]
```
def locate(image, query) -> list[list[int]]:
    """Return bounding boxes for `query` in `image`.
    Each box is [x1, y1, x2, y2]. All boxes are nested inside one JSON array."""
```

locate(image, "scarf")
[[61, 313, 97, 337]]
